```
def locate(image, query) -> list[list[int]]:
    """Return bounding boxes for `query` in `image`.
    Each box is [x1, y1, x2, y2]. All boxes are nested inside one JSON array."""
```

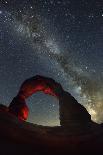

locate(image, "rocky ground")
[[0, 110, 103, 155]]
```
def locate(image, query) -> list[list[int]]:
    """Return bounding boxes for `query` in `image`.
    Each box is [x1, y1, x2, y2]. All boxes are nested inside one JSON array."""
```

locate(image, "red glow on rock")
[[8, 75, 63, 121], [18, 106, 29, 121], [18, 75, 63, 99], [43, 87, 57, 97]]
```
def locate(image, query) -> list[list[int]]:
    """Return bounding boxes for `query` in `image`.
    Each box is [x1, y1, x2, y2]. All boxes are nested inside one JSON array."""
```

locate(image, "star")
[[0, 11, 2, 14], [30, 6, 33, 9]]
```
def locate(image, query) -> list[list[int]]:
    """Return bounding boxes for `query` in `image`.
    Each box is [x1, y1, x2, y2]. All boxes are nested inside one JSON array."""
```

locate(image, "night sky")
[[0, 0, 103, 126]]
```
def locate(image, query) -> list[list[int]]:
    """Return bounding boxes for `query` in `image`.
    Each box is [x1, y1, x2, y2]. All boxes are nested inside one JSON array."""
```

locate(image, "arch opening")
[[27, 92, 60, 126]]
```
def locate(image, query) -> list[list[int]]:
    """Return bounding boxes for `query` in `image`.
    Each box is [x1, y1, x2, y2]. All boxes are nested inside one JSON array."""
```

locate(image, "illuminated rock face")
[[18, 75, 64, 98], [8, 75, 91, 126]]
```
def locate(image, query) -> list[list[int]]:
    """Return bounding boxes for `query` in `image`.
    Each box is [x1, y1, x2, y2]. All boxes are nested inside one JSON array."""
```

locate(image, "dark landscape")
[[0, 110, 103, 155], [0, 75, 103, 155]]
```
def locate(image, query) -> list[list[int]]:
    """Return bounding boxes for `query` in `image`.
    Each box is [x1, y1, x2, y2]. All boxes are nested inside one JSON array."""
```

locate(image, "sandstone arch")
[[9, 75, 91, 127]]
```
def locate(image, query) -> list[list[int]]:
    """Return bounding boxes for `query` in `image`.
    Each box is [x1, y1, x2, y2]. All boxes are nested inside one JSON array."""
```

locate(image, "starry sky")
[[0, 0, 103, 126]]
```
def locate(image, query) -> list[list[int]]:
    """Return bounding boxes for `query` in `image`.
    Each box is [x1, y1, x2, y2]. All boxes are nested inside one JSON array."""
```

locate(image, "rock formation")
[[9, 97, 29, 121], [8, 75, 91, 127]]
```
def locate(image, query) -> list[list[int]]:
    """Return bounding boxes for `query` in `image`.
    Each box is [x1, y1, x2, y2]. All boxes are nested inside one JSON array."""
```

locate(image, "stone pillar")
[[9, 96, 29, 121], [59, 91, 91, 127]]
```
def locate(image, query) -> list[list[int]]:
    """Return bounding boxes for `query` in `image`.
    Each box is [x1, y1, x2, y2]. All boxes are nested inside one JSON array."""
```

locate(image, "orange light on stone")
[[18, 106, 29, 121]]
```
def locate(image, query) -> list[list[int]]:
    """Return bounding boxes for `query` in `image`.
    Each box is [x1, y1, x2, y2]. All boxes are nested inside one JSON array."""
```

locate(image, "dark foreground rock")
[[0, 110, 103, 155]]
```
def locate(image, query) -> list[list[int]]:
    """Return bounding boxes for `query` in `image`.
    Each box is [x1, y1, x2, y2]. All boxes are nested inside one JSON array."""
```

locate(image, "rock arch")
[[8, 75, 91, 127]]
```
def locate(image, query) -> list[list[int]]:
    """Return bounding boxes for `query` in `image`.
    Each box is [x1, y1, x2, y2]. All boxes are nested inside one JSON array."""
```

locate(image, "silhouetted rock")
[[0, 104, 8, 112], [0, 110, 103, 155], [59, 91, 91, 127]]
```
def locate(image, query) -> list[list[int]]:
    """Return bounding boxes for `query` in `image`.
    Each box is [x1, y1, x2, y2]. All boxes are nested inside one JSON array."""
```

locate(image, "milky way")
[[0, 0, 103, 125]]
